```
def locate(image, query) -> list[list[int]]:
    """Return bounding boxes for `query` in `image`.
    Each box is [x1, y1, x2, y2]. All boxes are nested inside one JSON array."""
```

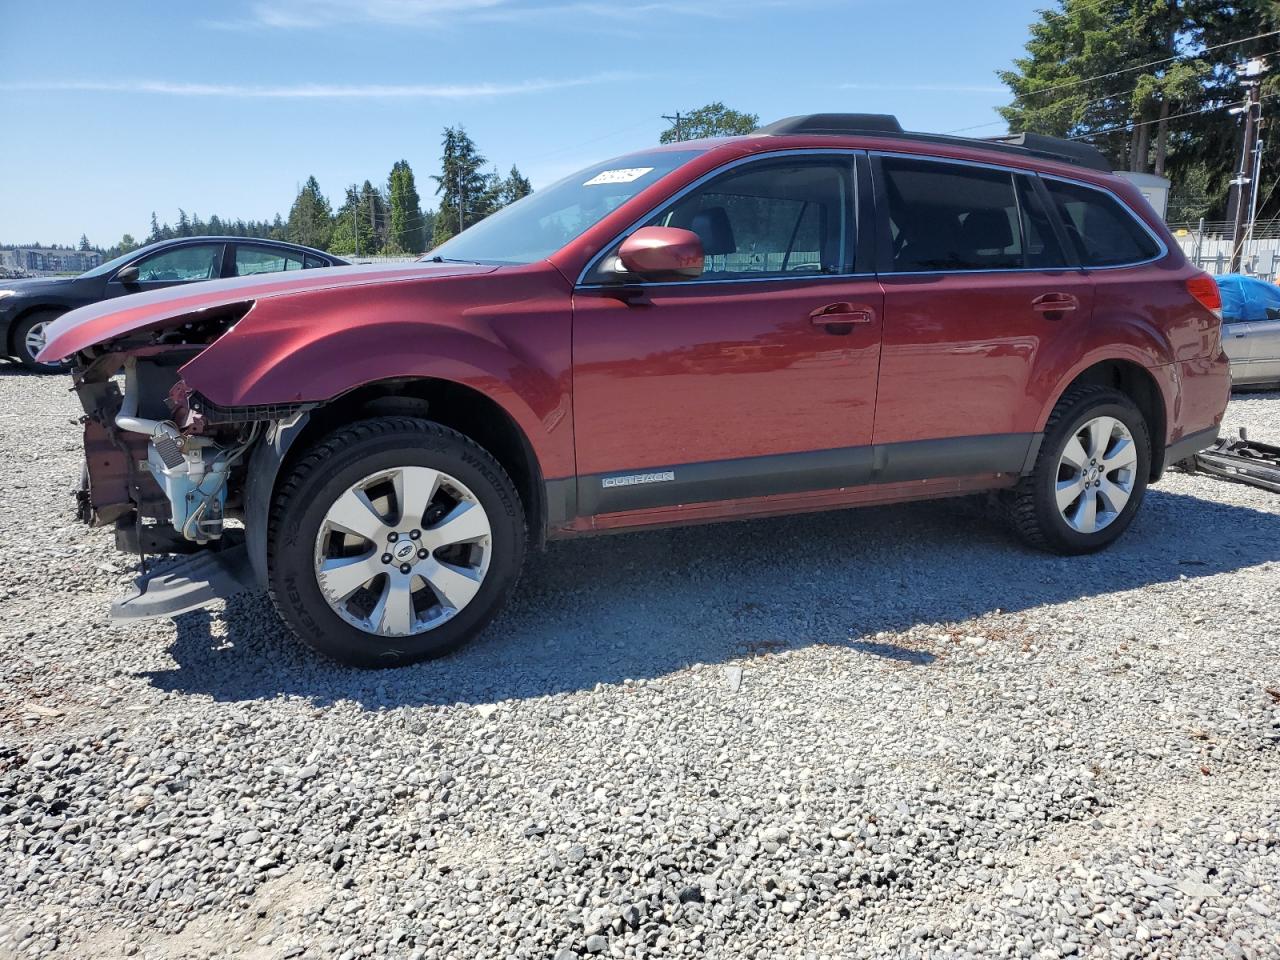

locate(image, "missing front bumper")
[[110, 544, 257, 622]]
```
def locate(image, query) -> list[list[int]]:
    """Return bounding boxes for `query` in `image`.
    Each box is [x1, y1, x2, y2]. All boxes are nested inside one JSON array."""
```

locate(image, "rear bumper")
[[1165, 425, 1220, 466]]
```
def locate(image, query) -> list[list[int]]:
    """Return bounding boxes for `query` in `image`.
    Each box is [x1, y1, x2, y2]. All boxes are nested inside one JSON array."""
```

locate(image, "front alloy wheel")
[[13, 310, 68, 372], [314, 466, 493, 637], [268, 417, 526, 667]]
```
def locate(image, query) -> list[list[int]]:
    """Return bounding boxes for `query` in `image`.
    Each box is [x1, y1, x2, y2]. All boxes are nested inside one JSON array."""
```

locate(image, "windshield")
[[427, 150, 701, 265]]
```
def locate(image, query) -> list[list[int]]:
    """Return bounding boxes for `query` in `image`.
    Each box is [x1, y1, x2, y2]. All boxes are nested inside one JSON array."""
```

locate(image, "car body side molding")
[[575, 433, 1040, 516]]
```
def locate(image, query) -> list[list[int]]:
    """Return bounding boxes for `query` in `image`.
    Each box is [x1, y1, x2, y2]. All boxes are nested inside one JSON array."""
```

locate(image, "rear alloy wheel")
[[13, 310, 67, 372], [1007, 385, 1150, 554], [268, 417, 525, 667], [1054, 415, 1139, 534]]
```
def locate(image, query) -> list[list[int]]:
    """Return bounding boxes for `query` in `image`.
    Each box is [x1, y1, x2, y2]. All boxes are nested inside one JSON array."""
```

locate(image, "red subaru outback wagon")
[[43, 113, 1229, 667]]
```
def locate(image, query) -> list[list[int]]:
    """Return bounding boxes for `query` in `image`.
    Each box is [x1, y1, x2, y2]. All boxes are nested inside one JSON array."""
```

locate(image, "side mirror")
[[618, 227, 704, 281], [115, 264, 140, 284]]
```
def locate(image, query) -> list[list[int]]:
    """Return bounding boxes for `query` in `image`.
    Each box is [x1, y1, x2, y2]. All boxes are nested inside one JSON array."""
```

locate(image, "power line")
[[1066, 91, 1279, 140], [1016, 28, 1280, 102], [943, 30, 1280, 135], [523, 119, 656, 163]]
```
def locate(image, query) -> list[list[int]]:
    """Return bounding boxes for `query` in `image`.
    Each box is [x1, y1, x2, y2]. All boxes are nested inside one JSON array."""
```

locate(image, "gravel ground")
[[1, 369, 1278, 960]]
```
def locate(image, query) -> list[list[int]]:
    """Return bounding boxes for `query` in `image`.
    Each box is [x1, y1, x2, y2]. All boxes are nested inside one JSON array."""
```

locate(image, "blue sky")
[[0, 0, 1047, 246]]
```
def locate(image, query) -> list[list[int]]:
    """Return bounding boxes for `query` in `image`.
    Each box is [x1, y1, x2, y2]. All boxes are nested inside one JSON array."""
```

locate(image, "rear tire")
[[13, 310, 67, 372], [1007, 385, 1151, 555], [266, 417, 526, 668]]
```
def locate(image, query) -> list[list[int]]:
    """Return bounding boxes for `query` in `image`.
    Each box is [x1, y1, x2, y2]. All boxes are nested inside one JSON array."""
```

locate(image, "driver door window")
[[591, 157, 855, 282], [131, 244, 224, 283]]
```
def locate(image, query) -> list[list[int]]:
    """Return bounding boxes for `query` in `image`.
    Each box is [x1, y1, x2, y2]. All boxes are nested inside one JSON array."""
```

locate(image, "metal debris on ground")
[[1190, 428, 1280, 493]]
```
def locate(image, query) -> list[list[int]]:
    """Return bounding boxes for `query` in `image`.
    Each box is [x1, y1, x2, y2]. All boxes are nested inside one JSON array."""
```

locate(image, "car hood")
[[39, 261, 499, 362], [1, 276, 77, 296]]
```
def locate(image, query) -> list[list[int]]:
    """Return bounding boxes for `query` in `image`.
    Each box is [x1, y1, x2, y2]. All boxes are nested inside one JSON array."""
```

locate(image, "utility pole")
[[457, 170, 464, 234], [353, 194, 360, 258], [661, 112, 685, 142], [1229, 57, 1267, 272], [1247, 136, 1266, 248]]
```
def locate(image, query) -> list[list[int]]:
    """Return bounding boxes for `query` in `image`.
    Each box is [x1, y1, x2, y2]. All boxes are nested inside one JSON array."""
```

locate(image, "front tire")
[[267, 417, 526, 667], [1007, 385, 1151, 555], [13, 310, 67, 372]]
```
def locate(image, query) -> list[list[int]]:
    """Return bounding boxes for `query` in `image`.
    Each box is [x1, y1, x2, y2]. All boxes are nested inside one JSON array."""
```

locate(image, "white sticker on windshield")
[[583, 167, 654, 186]]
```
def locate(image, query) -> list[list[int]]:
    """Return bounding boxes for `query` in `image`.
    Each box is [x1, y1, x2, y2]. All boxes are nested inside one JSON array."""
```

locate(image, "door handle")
[[1032, 293, 1079, 313], [810, 302, 875, 325]]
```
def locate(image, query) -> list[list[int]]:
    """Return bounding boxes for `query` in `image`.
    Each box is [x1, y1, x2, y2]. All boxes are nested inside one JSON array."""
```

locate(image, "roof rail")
[[754, 113, 1112, 172], [982, 132, 1110, 172], [755, 114, 904, 136]]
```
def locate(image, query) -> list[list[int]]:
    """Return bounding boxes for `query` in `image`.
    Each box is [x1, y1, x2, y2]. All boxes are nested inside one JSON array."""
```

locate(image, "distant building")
[[1112, 172, 1171, 221], [0, 247, 102, 276]]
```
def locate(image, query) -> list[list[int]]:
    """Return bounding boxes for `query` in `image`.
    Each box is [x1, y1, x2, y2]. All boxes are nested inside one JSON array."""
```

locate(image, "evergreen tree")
[[496, 165, 533, 207], [360, 179, 389, 250], [78, 234, 91, 251], [286, 176, 334, 250], [999, 0, 1280, 216], [148, 212, 162, 243], [388, 159, 427, 253], [432, 126, 492, 246], [177, 209, 191, 237], [659, 102, 759, 143], [329, 185, 378, 256]]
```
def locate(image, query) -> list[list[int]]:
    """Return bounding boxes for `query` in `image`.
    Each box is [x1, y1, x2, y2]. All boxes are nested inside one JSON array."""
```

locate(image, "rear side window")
[[880, 157, 1065, 272], [1043, 179, 1161, 267], [234, 245, 306, 276]]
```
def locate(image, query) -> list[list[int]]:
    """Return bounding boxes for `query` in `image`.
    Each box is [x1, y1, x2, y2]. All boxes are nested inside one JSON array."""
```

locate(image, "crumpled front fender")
[[37, 261, 495, 362], [178, 268, 574, 479]]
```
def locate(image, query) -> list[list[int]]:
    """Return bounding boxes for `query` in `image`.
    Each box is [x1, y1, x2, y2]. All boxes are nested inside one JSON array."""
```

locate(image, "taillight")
[[1186, 274, 1222, 319]]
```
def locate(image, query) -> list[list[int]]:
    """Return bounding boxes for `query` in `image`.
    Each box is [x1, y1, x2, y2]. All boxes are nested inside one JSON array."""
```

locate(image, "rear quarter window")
[[1043, 179, 1161, 267]]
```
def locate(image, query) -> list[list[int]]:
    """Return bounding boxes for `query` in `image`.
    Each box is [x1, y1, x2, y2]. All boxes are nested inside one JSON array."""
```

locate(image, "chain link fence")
[[1169, 219, 1280, 281]]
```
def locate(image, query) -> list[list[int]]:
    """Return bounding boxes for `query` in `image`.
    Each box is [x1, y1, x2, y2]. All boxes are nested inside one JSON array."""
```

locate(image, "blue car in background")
[[1217, 274, 1280, 389]]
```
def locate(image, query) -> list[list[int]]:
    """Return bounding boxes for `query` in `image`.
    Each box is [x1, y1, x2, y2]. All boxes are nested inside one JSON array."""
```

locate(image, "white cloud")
[[214, 0, 808, 29], [839, 82, 1006, 94], [0, 74, 626, 99]]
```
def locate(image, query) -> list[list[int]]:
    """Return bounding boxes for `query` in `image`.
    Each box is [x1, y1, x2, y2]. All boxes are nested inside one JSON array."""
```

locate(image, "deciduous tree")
[[659, 102, 759, 143]]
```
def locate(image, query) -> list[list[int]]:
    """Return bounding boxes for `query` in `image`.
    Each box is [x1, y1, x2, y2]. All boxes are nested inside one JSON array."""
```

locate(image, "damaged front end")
[[68, 305, 301, 620]]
